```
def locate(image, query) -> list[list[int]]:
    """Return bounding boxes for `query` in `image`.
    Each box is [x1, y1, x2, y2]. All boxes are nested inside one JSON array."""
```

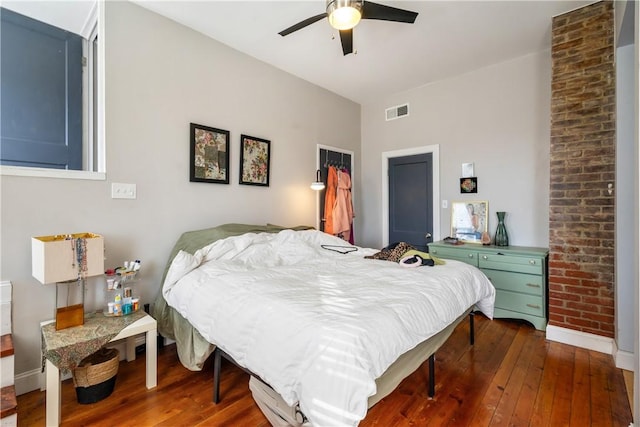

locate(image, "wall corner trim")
[[546, 324, 614, 354], [612, 339, 636, 372]]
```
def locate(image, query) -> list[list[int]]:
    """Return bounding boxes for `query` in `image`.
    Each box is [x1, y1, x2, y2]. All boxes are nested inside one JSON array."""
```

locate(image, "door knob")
[[425, 233, 432, 239]]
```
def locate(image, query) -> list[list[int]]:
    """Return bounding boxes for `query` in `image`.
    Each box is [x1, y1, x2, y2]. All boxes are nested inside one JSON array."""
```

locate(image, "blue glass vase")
[[494, 211, 509, 246]]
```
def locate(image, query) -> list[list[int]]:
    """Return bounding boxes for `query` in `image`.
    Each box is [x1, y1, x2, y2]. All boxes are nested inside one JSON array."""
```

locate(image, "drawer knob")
[[468, 253, 473, 258], [482, 255, 488, 260], [529, 260, 536, 265], [526, 283, 541, 288], [526, 304, 541, 309]]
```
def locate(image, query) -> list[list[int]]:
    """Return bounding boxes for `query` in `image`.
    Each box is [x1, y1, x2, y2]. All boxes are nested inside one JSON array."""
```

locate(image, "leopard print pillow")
[[364, 242, 416, 263]]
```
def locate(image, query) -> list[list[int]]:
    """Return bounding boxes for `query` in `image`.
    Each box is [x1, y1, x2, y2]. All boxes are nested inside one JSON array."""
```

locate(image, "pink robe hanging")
[[323, 166, 338, 235], [333, 169, 354, 241]]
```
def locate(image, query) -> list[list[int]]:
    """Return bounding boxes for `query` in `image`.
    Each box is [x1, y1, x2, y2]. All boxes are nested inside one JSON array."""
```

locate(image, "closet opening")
[[317, 146, 354, 242]]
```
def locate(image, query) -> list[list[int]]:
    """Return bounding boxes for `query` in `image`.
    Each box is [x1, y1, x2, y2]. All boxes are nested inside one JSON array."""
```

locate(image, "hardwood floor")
[[18, 316, 632, 426]]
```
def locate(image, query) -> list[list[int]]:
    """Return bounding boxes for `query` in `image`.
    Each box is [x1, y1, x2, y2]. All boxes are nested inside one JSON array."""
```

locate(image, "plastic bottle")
[[114, 294, 122, 315]]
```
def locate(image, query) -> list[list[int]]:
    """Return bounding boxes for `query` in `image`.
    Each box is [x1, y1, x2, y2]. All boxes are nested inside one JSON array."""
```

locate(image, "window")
[[0, 2, 104, 179]]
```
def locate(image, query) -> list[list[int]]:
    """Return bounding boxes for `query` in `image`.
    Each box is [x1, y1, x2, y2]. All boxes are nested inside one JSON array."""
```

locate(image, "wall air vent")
[[385, 103, 409, 121]]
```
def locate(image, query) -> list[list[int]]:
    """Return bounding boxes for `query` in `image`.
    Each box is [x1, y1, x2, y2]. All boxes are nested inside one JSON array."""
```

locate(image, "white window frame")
[[0, 0, 106, 181]]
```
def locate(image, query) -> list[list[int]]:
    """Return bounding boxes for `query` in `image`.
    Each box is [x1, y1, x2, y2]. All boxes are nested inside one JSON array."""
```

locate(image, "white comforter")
[[163, 229, 494, 426]]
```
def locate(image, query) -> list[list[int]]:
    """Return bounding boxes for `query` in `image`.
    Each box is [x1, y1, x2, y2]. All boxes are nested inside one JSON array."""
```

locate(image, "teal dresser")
[[428, 241, 549, 331]]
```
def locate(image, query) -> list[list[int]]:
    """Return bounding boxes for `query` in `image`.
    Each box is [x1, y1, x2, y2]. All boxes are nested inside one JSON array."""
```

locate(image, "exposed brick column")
[[549, 1, 615, 337]]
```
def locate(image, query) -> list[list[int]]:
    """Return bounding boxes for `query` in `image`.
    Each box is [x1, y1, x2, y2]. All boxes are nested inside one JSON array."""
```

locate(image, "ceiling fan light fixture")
[[327, 0, 363, 30]]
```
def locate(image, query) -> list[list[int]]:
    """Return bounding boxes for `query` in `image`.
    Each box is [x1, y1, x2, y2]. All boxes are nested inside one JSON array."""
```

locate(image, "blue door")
[[1, 7, 83, 169], [388, 153, 433, 251]]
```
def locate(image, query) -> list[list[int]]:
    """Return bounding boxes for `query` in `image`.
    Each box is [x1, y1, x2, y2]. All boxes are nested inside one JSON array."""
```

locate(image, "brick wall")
[[549, 1, 615, 337]]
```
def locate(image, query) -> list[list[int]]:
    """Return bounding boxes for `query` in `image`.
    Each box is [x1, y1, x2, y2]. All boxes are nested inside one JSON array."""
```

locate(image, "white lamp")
[[32, 233, 104, 330], [310, 169, 326, 191], [327, 0, 363, 30]]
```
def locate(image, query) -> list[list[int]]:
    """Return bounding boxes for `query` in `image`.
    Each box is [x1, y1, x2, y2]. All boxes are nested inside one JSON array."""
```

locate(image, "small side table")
[[41, 312, 157, 427]]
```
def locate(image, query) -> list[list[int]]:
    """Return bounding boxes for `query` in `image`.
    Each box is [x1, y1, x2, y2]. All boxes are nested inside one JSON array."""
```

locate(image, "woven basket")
[[73, 348, 119, 388]]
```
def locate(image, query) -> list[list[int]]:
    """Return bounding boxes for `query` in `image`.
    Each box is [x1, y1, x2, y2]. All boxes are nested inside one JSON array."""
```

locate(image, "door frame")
[[382, 145, 440, 247], [316, 144, 355, 231]]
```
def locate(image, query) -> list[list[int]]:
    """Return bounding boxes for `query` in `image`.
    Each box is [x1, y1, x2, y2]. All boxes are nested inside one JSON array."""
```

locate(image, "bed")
[[152, 224, 495, 426]]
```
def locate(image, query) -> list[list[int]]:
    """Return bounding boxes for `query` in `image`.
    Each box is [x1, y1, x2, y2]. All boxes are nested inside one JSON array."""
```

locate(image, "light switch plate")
[[111, 183, 136, 199]]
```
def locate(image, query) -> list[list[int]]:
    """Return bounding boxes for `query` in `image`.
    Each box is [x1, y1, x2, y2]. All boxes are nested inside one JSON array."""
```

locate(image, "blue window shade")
[[1, 7, 82, 170]]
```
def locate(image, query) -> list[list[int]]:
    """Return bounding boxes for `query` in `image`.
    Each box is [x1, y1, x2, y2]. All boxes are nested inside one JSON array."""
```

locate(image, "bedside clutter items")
[[428, 241, 549, 330], [31, 233, 104, 330], [104, 259, 142, 316]]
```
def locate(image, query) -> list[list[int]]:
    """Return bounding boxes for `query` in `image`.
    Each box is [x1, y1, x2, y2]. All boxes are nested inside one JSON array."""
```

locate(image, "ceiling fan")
[[278, 0, 418, 56]]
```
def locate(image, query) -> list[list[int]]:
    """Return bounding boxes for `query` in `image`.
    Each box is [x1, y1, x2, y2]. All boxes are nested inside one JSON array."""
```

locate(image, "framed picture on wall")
[[239, 134, 270, 186], [189, 123, 230, 184], [460, 177, 478, 193], [450, 200, 488, 243]]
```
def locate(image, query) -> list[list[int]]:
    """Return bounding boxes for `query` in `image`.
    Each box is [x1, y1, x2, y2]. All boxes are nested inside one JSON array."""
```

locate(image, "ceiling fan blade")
[[339, 29, 353, 56], [361, 1, 418, 23], [278, 13, 327, 36]]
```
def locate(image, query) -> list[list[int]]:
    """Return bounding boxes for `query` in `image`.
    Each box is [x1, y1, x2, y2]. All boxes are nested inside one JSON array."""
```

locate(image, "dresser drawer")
[[478, 253, 544, 275], [429, 241, 548, 330], [495, 290, 544, 317], [481, 269, 543, 296], [429, 246, 477, 266]]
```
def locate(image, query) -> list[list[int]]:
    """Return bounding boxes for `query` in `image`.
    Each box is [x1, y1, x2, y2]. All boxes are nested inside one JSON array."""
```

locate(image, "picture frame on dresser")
[[451, 200, 488, 243], [189, 123, 230, 184]]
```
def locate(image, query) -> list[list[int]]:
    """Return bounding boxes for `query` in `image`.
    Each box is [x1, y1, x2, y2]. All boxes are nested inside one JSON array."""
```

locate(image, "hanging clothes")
[[323, 166, 338, 235], [333, 169, 354, 242]]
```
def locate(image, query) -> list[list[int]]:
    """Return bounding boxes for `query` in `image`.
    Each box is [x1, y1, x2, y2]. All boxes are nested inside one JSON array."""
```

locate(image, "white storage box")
[[32, 233, 104, 284]]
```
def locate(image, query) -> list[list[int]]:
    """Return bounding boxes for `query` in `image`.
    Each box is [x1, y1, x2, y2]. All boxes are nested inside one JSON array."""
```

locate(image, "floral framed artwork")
[[189, 123, 230, 184], [239, 134, 270, 186], [450, 200, 488, 243], [460, 177, 478, 193]]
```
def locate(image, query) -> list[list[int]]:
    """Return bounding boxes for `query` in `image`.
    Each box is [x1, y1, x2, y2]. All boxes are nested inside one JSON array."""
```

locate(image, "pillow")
[[162, 250, 201, 295]]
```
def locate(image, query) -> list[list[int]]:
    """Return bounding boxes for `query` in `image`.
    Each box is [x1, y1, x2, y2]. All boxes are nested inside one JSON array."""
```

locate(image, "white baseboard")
[[106, 335, 147, 360], [546, 326, 636, 372], [546, 324, 614, 354], [15, 368, 42, 396]]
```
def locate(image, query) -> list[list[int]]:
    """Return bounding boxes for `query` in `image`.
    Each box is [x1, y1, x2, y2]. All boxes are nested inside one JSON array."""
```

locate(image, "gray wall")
[[360, 52, 551, 249], [1, 0, 360, 389]]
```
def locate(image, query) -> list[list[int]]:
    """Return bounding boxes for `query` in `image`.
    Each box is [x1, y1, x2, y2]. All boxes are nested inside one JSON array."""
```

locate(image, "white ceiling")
[[133, 1, 595, 104], [5, 1, 596, 104]]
